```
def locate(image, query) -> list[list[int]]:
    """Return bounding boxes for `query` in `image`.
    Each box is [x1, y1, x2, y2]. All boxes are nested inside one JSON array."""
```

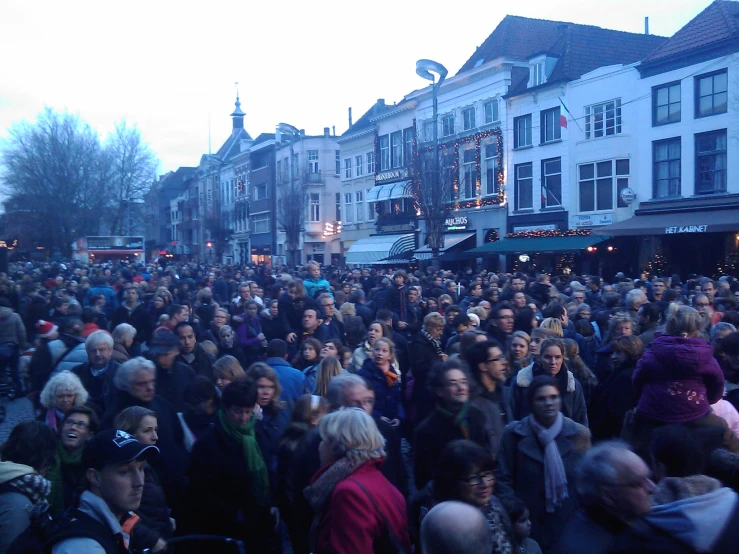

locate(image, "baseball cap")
[[83, 429, 159, 470], [149, 330, 179, 354]]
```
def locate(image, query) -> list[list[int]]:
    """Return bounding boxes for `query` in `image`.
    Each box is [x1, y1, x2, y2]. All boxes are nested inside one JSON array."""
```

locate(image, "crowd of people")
[[0, 258, 738, 553]]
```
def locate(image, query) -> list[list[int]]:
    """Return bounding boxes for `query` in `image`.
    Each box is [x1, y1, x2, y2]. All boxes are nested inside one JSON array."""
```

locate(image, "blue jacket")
[[303, 277, 333, 300], [266, 357, 306, 401], [358, 358, 404, 421]]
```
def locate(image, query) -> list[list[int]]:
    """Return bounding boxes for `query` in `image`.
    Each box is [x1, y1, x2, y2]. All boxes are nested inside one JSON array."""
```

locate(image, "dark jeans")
[[0, 343, 21, 393]]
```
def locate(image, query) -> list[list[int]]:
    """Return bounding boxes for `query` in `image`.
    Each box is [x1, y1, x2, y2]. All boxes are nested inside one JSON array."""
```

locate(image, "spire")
[[231, 81, 245, 132]]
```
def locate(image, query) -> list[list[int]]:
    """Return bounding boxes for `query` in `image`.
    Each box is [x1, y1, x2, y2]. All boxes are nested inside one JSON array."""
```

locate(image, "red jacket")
[[312, 459, 411, 554]]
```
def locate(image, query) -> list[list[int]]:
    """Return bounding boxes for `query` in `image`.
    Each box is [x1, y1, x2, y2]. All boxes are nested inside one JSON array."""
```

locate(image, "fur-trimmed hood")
[[516, 362, 576, 393]]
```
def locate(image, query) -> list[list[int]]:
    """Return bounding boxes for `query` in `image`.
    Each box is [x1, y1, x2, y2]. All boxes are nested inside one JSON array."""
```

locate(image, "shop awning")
[[467, 235, 609, 255], [345, 234, 416, 264], [415, 233, 475, 260], [366, 181, 413, 202], [592, 209, 739, 236]]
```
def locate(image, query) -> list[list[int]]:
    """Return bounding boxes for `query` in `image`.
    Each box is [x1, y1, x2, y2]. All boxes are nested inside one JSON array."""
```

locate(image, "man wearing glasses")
[[314, 293, 345, 343]]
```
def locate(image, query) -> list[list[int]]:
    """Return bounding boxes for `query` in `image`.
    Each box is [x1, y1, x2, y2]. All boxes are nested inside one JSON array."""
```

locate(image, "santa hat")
[[36, 320, 58, 339]]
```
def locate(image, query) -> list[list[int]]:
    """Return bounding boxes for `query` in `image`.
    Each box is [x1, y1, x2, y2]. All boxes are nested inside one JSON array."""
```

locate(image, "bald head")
[[420, 501, 492, 554]]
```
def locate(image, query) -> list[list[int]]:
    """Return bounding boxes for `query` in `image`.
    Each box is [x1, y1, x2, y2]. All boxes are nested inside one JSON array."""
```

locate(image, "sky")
[[0, 0, 716, 175]]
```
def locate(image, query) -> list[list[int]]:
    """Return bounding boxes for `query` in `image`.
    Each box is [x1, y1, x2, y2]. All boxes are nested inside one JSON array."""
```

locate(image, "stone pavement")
[[0, 397, 35, 443]]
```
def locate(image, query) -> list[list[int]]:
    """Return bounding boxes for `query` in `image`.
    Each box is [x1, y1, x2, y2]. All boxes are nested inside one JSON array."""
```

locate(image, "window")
[[308, 150, 319, 173], [335, 150, 341, 175], [309, 193, 320, 222], [514, 115, 532, 148], [391, 131, 403, 168], [367, 189, 375, 220], [463, 108, 475, 131], [578, 160, 627, 212], [366, 151, 375, 174], [483, 143, 498, 196], [514, 163, 533, 211], [442, 114, 455, 137], [344, 192, 353, 223], [484, 100, 498, 124], [540, 107, 561, 143], [653, 138, 681, 198], [460, 149, 476, 199], [403, 128, 414, 166], [695, 130, 727, 194], [531, 61, 545, 87], [254, 183, 268, 201], [355, 155, 363, 177], [344, 158, 352, 179], [355, 191, 364, 222], [695, 70, 728, 118], [585, 99, 621, 139], [423, 120, 434, 141], [379, 135, 390, 171], [335, 192, 341, 221], [252, 213, 270, 234], [653, 82, 681, 125], [541, 158, 562, 208]]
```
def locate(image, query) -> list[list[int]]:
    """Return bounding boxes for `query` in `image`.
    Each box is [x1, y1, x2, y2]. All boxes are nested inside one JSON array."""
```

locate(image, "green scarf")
[[218, 408, 270, 506], [46, 444, 83, 516], [436, 402, 470, 439]]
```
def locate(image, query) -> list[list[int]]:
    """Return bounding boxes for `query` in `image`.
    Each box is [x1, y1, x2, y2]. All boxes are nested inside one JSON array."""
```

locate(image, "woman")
[[411, 440, 513, 553], [588, 335, 644, 441], [261, 299, 288, 342], [39, 370, 89, 433], [340, 303, 366, 350], [304, 408, 411, 554], [312, 356, 345, 396], [411, 312, 449, 424], [217, 325, 246, 367], [358, 338, 403, 424], [213, 354, 245, 394], [349, 320, 393, 373], [511, 337, 588, 427], [292, 337, 321, 370], [236, 300, 267, 366], [507, 331, 532, 379], [111, 323, 136, 364], [187, 378, 274, 550], [46, 405, 99, 516], [497, 376, 591, 552], [115, 406, 174, 550], [305, 339, 343, 394]]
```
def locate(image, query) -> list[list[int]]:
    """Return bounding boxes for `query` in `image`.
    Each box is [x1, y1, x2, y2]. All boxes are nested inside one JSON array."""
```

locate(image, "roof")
[[214, 127, 252, 163], [642, 0, 739, 64]]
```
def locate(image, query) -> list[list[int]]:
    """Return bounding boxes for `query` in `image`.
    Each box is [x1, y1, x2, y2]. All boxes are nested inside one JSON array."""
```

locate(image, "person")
[[265, 338, 305, 401], [589, 336, 644, 441], [216, 324, 246, 366], [312, 355, 345, 397], [39, 370, 89, 433], [303, 261, 332, 300], [411, 440, 513, 553], [414, 359, 490, 490], [497, 375, 591, 552], [500, 497, 542, 554], [358, 338, 403, 423], [47, 428, 159, 554], [410, 312, 449, 425], [213, 355, 246, 393], [148, 330, 195, 413], [111, 323, 135, 364], [420, 501, 494, 554], [46, 405, 100, 516], [178, 375, 218, 451], [111, 284, 152, 353], [304, 407, 411, 554], [511, 337, 588, 426], [507, 331, 531, 379], [552, 441, 657, 554], [0, 420, 56, 554], [71, 330, 120, 412], [0, 298, 27, 396], [174, 321, 216, 381], [186, 378, 274, 551]]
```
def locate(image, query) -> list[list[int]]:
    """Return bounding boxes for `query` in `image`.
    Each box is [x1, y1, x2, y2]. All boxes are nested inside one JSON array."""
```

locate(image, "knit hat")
[[36, 320, 58, 338]]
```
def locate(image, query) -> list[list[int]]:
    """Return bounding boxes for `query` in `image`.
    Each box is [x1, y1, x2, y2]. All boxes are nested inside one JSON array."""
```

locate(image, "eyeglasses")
[[63, 419, 89, 430], [460, 472, 495, 487]]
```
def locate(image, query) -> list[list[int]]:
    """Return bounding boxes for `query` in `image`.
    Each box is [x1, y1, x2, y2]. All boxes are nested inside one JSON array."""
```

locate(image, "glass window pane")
[[580, 164, 594, 180], [616, 159, 630, 175], [597, 161, 612, 177]]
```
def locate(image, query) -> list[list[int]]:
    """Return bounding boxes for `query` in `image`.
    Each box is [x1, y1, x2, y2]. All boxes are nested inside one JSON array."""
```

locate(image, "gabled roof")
[[642, 0, 739, 64], [214, 127, 252, 163]]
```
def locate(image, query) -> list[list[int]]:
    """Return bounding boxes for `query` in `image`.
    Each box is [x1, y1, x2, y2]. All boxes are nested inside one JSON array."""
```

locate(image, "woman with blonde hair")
[[39, 370, 89, 432], [312, 356, 345, 397], [213, 355, 245, 393]]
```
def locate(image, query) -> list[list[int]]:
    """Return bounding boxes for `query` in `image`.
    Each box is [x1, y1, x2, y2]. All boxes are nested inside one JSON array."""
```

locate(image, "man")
[[421, 501, 493, 554], [111, 285, 152, 351], [302, 261, 332, 300], [265, 339, 305, 401], [175, 321, 215, 381], [314, 293, 345, 343], [148, 330, 195, 413], [47, 429, 158, 554], [486, 301, 514, 345], [72, 330, 120, 412]]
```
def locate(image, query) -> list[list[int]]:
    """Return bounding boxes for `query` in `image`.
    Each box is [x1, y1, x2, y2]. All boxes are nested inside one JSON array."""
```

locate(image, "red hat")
[[36, 320, 58, 339]]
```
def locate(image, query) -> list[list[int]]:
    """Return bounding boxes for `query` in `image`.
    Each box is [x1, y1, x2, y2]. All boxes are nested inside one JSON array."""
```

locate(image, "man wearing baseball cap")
[[49, 429, 158, 553]]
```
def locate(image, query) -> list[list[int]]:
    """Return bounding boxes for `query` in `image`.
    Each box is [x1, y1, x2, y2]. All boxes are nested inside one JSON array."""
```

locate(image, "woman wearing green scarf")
[[46, 406, 98, 516], [187, 377, 275, 551]]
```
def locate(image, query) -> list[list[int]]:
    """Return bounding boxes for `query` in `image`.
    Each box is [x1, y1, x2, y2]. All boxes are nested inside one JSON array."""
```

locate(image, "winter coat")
[[0, 307, 26, 348], [633, 335, 724, 423], [358, 358, 404, 421], [310, 459, 411, 554], [511, 362, 589, 427], [588, 361, 638, 442], [496, 416, 591, 553], [409, 333, 446, 424], [265, 357, 305, 402], [176, 344, 215, 381], [0, 462, 37, 554]]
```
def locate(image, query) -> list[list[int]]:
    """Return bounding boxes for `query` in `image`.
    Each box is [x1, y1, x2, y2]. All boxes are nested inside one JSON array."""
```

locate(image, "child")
[[501, 497, 542, 554]]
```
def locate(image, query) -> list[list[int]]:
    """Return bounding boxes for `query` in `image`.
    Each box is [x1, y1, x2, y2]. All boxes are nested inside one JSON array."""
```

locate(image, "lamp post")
[[416, 59, 448, 270], [276, 123, 300, 265]]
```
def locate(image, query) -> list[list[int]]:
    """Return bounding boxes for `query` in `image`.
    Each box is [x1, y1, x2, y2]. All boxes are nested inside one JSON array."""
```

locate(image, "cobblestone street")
[[0, 397, 35, 444]]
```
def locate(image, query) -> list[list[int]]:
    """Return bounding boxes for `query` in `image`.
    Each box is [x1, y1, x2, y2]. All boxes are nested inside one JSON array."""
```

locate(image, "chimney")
[[348, 107, 353, 127], [645, 16, 649, 35], [323, 127, 330, 137]]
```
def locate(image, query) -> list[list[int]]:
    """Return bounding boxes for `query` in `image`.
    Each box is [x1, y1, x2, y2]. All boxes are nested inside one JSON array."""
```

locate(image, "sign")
[[620, 187, 637, 205], [665, 225, 708, 234], [444, 215, 470, 231], [85, 236, 144, 251], [376, 168, 410, 183], [513, 224, 557, 233], [572, 213, 613, 228]]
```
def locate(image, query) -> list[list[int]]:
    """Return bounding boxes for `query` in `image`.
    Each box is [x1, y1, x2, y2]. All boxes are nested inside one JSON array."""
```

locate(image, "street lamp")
[[416, 59, 448, 270]]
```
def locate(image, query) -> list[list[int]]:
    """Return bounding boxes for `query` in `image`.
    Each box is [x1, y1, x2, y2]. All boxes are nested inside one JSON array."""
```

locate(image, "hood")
[[0, 461, 35, 485], [647, 481, 738, 553], [0, 307, 12, 321], [648, 335, 715, 377]]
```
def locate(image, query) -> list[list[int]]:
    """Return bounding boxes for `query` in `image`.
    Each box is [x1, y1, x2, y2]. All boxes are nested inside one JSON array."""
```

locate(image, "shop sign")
[[512, 224, 557, 233], [572, 213, 613, 228], [665, 225, 708, 234], [376, 168, 409, 183], [444, 215, 469, 231]]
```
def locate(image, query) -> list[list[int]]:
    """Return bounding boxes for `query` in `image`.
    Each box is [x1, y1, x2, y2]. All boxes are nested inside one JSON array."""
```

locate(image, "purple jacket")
[[633, 335, 724, 423]]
